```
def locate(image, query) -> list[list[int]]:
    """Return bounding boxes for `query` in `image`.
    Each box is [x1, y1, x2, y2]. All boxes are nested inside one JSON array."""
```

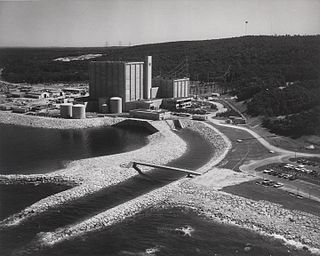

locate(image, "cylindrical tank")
[[110, 97, 122, 113], [72, 104, 86, 119], [60, 103, 73, 118], [101, 104, 108, 114]]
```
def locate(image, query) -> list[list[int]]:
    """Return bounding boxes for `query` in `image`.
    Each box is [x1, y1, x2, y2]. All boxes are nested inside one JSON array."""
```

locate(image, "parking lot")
[[258, 158, 320, 186]]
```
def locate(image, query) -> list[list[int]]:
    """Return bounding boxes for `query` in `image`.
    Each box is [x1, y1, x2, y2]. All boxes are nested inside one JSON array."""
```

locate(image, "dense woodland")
[[0, 35, 319, 137]]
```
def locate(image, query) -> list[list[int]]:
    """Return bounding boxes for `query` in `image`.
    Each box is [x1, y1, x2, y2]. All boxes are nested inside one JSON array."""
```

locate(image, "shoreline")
[[0, 111, 125, 129], [27, 121, 232, 250], [28, 120, 320, 254], [1, 115, 319, 254], [0, 120, 189, 227], [167, 179, 320, 254]]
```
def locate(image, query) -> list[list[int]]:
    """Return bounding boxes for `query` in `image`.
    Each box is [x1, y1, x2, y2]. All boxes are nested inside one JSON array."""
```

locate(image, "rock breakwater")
[[166, 180, 320, 253], [0, 174, 81, 186], [18, 121, 232, 249], [0, 121, 188, 227], [35, 181, 180, 248]]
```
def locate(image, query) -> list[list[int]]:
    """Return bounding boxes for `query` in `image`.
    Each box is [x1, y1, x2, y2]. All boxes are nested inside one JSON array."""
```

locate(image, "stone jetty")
[[0, 120, 188, 227], [166, 180, 320, 254]]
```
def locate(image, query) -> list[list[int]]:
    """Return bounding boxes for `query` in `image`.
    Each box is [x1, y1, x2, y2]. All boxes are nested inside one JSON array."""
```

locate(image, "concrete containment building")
[[89, 56, 153, 112], [153, 77, 190, 98], [60, 103, 73, 118], [72, 104, 86, 119]]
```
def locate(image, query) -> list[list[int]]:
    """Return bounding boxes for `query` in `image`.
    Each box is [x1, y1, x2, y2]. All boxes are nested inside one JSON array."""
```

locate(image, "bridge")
[[128, 161, 201, 176]]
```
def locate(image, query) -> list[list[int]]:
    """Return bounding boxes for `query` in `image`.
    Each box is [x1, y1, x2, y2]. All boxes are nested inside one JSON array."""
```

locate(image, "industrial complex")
[[0, 55, 220, 121], [86, 55, 191, 117]]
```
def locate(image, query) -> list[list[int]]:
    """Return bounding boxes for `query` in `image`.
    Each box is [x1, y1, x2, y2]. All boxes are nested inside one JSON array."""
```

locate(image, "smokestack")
[[144, 56, 152, 99]]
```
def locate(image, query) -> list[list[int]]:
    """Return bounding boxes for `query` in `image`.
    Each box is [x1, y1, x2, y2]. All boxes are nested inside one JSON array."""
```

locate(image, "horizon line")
[[0, 34, 319, 48]]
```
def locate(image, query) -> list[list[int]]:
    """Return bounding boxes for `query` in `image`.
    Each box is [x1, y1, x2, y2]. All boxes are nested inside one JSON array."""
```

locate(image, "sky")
[[0, 0, 319, 47]]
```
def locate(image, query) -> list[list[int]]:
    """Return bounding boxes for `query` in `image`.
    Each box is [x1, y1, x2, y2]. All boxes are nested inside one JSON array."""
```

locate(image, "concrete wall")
[[153, 78, 190, 98], [89, 61, 144, 111], [125, 62, 144, 104], [89, 61, 126, 100], [112, 119, 159, 133], [173, 78, 189, 98], [153, 78, 174, 98]]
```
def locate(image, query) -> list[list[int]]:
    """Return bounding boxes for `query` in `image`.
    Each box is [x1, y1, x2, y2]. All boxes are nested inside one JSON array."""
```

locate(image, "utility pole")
[[245, 21, 248, 35]]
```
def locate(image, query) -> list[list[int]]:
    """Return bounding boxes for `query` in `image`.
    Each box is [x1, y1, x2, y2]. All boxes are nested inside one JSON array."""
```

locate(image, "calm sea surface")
[[0, 123, 149, 174]]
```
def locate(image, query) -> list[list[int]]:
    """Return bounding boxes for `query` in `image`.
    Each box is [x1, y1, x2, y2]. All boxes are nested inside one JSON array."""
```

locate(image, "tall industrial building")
[[88, 55, 191, 113], [89, 56, 152, 111], [153, 77, 190, 98]]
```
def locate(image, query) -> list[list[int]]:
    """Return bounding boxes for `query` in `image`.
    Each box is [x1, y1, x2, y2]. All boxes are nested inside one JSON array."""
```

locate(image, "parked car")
[[273, 182, 283, 188]]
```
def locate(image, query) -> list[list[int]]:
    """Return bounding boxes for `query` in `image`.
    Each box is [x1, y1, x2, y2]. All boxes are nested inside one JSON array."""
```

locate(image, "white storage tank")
[[72, 104, 86, 119], [60, 103, 73, 118], [110, 97, 122, 113]]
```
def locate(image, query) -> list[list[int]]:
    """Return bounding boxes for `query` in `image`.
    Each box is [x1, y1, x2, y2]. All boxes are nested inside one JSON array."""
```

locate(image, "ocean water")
[[0, 183, 71, 220], [0, 123, 149, 174], [0, 128, 215, 256], [0, 126, 312, 256], [27, 208, 312, 256]]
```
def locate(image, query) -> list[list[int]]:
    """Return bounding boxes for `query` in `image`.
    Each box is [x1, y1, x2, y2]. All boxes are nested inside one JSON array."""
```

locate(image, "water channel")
[[0, 124, 312, 256]]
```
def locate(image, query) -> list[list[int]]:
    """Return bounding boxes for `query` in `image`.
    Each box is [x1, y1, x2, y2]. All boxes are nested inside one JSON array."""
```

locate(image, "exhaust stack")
[[144, 56, 152, 99]]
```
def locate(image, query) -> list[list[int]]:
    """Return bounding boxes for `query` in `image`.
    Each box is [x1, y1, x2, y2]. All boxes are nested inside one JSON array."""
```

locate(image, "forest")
[[0, 35, 319, 137], [1, 35, 319, 84], [246, 79, 320, 138]]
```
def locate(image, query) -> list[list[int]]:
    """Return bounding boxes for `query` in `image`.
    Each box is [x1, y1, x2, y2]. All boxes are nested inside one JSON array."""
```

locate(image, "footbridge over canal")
[[127, 161, 201, 176]]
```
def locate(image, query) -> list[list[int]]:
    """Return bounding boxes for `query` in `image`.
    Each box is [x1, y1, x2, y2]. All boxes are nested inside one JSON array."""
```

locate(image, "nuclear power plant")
[[87, 56, 190, 114]]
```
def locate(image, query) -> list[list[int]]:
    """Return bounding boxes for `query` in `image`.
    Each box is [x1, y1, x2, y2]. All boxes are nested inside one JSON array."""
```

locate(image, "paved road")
[[209, 117, 320, 158], [207, 112, 320, 202]]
